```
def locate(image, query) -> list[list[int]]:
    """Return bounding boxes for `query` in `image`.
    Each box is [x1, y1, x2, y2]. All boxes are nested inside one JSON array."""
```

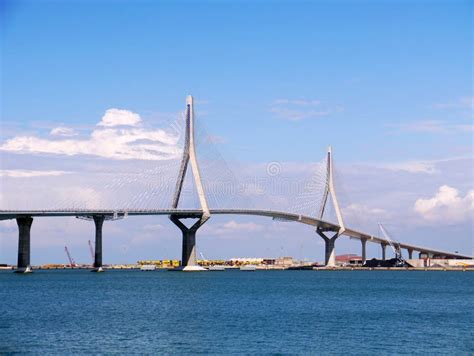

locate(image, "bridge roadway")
[[1, 208, 471, 260]]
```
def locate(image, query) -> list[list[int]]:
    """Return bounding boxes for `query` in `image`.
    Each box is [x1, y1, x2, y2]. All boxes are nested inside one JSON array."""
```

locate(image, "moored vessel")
[[140, 264, 156, 271], [208, 265, 225, 271], [240, 265, 256, 271]]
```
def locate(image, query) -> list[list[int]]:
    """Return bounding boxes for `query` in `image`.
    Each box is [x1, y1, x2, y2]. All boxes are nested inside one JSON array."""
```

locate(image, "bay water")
[[1, 270, 472, 354]]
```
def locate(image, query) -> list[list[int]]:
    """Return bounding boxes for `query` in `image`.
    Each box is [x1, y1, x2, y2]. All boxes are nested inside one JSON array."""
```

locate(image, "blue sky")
[[0, 0, 472, 264]]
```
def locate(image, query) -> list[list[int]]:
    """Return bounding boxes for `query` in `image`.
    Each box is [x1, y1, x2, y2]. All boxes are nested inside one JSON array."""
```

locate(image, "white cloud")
[[414, 185, 474, 223], [388, 120, 473, 134], [129, 233, 159, 246], [223, 220, 264, 232], [98, 108, 142, 127], [381, 161, 438, 174], [273, 99, 321, 106], [367, 156, 473, 175], [342, 203, 390, 228], [0, 169, 71, 178], [460, 96, 474, 109], [270, 98, 342, 121], [0, 219, 16, 232], [203, 220, 264, 237], [50, 126, 78, 137], [53, 186, 103, 209], [344, 203, 388, 217], [0, 109, 181, 161], [434, 96, 474, 110], [143, 223, 164, 231]]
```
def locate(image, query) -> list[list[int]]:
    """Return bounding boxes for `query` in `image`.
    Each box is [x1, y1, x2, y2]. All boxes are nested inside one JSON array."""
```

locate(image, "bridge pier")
[[381, 243, 387, 261], [316, 228, 338, 267], [361, 238, 367, 265], [408, 249, 413, 259], [92, 215, 105, 272], [15, 216, 33, 273], [170, 215, 207, 271]]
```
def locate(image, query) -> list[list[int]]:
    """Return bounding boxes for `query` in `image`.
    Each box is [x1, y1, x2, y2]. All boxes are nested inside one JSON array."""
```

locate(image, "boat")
[[140, 264, 156, 271], [363, 258, 408, 268], [208, 265, 225, 271], [240, 265, 256, 271]]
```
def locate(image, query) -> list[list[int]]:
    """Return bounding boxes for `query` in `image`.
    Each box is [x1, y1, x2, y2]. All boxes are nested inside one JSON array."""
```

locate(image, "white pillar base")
[[173, 265, 208, 272], [14, 266, 32, 274], [92, 267, 104, 273]]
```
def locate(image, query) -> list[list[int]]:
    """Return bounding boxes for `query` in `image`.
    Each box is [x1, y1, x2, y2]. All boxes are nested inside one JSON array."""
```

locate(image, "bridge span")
[[1, 208, 471, 273], [2, 96, 471, 272]]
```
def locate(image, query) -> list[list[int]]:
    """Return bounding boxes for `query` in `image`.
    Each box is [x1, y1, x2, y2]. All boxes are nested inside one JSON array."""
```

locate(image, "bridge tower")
[[169, 95, 210, 271], [15, 216, 33, 273], [316, 146, 346, 267]]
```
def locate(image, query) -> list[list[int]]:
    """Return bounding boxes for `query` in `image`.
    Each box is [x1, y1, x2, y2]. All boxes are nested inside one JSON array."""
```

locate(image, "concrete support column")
[[408, 249, 413, 259], [381, 243, 387, 261], [361, 238, 367, 265], [92, 215, 105, 272], [170, 215, 207, 271], [15, 216, 33, 273], [316, 228, 339, 267]]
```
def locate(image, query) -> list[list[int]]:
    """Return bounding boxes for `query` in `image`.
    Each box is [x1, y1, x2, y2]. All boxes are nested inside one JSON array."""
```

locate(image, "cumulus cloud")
[[270, 98, 343, 121], [50, 126, 78, 137], [0, 169, 71, 178], [98, 108, 142, 127], [414, 185, 474, 223], [0, 109, 181, 160]]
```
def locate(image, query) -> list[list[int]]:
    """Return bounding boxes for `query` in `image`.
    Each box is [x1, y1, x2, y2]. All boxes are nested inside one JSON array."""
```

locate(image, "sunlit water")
[[1, 270, 472, 354]]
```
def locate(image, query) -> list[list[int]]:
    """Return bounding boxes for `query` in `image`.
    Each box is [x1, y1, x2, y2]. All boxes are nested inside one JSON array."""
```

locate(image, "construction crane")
[[64, 246, 76, 268], [378, 223, 406, 266], [88, 240, 94, 264]]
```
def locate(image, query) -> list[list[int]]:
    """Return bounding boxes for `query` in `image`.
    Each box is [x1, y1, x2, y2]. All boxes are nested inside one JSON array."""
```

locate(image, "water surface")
[[1, 270, 472, 354]]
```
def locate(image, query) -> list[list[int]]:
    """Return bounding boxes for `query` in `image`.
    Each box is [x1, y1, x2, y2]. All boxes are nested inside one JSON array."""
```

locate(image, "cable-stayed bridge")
[[1, 96, 471, 272]]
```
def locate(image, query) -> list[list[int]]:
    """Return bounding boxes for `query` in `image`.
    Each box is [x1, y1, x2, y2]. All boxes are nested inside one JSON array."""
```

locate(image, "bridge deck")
[[0, 209, 471, 259]]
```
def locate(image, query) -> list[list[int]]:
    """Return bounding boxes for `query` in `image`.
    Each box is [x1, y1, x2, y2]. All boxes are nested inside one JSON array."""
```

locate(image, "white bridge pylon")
[[169, 95, 347, 269], [318, 146, 346, 234], [316, 146, 346, 267], [171, 95, 210, 220], [169, 95, 210, 270], [169, 95, 346, 269]]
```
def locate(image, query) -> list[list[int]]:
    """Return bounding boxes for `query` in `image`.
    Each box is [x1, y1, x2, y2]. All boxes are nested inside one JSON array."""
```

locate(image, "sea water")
[[1, 270, 472, 354]]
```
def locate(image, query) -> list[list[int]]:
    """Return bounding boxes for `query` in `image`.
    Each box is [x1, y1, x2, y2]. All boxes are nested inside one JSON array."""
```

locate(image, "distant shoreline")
[[1, 266, 473, 272]]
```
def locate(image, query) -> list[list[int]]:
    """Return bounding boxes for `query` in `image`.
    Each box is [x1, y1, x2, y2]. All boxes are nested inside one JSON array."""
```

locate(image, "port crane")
[[64, 246, 76, 268], [378, 223, 406, 266]]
